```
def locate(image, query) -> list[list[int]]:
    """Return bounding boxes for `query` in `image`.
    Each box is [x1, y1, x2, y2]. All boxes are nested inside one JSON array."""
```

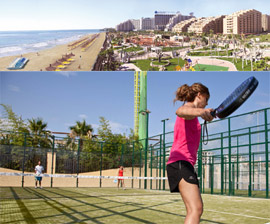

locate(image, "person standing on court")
[[117, 166, 125, 189], [34, 161, 44, 189], [166, 83, 214, 224]]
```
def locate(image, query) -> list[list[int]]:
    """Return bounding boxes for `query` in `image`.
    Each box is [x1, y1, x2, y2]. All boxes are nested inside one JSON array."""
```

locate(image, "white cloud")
[[8, 85, 20, 92], [109, 121, 129, 134], [79, 114, 88, 120]]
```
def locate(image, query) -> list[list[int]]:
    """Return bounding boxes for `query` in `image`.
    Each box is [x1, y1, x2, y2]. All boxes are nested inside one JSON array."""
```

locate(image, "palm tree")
[[28, 118, 52, 148], [69, 120, 93, 149]]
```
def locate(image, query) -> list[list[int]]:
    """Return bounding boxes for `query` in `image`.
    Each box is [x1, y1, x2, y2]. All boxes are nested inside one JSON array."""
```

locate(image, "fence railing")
[[0, 108, 269, 198]]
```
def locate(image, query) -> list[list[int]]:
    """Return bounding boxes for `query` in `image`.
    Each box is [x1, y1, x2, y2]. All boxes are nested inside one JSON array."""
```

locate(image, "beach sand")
[[0, 32, 106, 71]]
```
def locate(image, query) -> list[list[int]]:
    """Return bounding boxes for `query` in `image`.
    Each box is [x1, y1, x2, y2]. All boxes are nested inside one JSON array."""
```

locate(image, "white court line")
[[205, 209, 270, 220]]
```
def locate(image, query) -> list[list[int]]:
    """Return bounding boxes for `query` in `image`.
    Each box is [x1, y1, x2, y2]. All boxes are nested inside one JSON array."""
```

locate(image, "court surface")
[[1, 187, 269, 224]]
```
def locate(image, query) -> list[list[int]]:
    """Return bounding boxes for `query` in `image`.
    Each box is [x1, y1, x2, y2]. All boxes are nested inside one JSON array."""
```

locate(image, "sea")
[[0, 29, 101, 58]]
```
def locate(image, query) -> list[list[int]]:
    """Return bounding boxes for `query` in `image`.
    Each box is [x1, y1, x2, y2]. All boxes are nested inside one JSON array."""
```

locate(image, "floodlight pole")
[[139, 109, 151, 189], [161, 118, 169, 190]]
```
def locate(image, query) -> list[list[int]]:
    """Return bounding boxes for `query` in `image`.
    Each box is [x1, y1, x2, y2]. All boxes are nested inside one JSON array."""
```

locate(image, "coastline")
[[0, 32, 106, 71]]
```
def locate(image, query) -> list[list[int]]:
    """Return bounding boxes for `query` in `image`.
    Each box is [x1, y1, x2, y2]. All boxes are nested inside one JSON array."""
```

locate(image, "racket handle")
[[211, 110, 216, 117]]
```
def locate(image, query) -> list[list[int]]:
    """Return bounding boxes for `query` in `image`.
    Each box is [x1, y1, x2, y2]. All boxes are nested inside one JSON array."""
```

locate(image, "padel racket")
[[211, 76, 259, 118], [203, 76, 259, 145]]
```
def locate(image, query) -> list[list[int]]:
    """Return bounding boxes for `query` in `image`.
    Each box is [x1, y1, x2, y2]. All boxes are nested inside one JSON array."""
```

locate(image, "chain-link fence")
[[0, 108, 269, 198]]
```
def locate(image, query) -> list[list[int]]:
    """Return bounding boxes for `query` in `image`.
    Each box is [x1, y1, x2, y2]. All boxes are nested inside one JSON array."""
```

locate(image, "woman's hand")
[[200, 108, 215, 121]]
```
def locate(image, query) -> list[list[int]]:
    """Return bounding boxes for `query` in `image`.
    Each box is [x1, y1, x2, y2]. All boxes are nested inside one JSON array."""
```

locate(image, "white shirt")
[[35, 165, 44, 176]]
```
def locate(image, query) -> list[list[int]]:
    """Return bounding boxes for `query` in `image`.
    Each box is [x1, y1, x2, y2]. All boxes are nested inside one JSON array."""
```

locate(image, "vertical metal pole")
[[144, 112, 149, 189], [248, 128, 252, 197], [150, 145, 152, 190], [236, 136, 239, 190], [198, 126, 203, 192], [21, 133, 27, 188], [100, 142, 103, 188], [162, 121, 166, 190], [50, 136, 55, 188], [228, 118, 232, 195], [252, 153, 255, 191], [121, 144, 124, 166], [221, 133, 224, 195], [232, 162, 235, 195], [264, 109, 269, 198], [139, 145, 142, 189], [159, 134, 162, 190], [211, 156, 214, 194], [132, 142, 134, 189], [76, 139, 80, 188]]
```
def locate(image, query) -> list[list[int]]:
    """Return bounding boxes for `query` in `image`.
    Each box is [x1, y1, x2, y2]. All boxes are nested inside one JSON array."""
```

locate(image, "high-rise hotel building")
[[262, 14, 270, 32], [223, 9, 262, 34]]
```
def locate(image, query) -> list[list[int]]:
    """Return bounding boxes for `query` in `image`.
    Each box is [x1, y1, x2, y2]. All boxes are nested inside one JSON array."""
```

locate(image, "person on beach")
[[34, 161, 44, 189], [117, 166, 125, 189], [166, 83, 214, 224]]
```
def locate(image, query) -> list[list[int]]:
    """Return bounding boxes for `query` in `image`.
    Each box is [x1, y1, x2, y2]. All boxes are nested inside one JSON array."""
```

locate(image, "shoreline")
[[0, 32, 106, 71]]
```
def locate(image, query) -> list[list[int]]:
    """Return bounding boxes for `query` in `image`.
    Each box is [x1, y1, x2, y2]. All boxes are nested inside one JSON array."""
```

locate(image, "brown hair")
[[174, 83, 209, 103]]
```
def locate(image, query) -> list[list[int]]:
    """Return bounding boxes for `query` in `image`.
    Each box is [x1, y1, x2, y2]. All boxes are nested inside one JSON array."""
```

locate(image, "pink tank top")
[[167, 116, 201, 166]]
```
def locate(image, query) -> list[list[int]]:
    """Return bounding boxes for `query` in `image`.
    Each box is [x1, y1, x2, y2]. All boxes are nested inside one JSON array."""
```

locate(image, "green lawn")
[[193, 64, 229, 71], [131, 58, 229, 71], [1, 187, 269, 224], [216, 57, 252, 71]]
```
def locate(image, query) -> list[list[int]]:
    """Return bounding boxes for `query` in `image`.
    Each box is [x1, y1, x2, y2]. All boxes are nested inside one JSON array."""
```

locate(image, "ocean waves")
[[0, 29, 100, 57]]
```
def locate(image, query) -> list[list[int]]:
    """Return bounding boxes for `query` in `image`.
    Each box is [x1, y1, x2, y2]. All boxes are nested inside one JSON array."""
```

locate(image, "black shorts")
[[166, 160, 199, 193]]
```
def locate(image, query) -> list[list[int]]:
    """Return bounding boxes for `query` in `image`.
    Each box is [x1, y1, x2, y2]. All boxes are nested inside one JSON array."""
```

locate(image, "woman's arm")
[[176, 105, 214, 121]]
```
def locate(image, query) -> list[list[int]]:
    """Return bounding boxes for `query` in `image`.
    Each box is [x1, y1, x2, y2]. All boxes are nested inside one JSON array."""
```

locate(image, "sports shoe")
[[40, 186, 42, 189], [35, 186, 37, 189]]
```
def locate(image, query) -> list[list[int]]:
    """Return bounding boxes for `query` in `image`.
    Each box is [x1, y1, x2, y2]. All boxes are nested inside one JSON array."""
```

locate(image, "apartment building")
[[262, 14, 270, 32], [140, 17, 155, 30], [223, 9, 262, 34], [165, 13, 195, 31], [172, 17, 197, 33], [188, 16, 225, 34]]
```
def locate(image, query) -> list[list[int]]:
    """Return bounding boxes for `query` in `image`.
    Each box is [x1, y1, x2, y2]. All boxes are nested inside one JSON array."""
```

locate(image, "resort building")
[[223, 9, 262, 34], [116, 19, 141, 32], [262, 14, 270, 32], [187, 16, 225, 34], [172, 17, 197, 33], [164, 12, 195, 31], [154, 11, 176, 31], [140, 17, 155, 30]]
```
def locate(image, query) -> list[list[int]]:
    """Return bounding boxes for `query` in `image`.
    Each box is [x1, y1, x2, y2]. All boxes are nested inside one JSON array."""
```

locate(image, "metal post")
[[50, 136, 55, 188], [144, 111, 149, 189], [161, 119, 169, 190], [221, 133, 224, 195], [159, 134, 162, 190], [232, 162, 235, 195], [228, 118, 232, 195], [252, 153, 255, 191], [264, 109, 269, 198], [236, 137, 239, 190], [121, 144, 124, 166], [198, 126, 203, 192], [139, 145, 142, 189], [150, 145, 152, 190], [100, 142, 103, 188], [132, 142, 134, 189], [21, 133, 27, 188], [76, 139, 80, 188], [248, 128, 252, 197], [211, 156, 214, 194]]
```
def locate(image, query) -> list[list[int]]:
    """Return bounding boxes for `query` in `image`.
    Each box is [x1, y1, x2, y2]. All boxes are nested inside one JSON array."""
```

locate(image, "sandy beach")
[[0, 32, 106, 71]]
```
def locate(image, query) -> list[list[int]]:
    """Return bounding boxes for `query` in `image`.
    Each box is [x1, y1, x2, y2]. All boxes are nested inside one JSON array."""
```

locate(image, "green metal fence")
[[0, 108, 269, 198]]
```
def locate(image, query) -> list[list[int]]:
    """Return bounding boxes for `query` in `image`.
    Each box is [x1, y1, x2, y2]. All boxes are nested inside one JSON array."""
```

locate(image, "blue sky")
[[1, 71, 269, 137], [0, 0, 269, 31]]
